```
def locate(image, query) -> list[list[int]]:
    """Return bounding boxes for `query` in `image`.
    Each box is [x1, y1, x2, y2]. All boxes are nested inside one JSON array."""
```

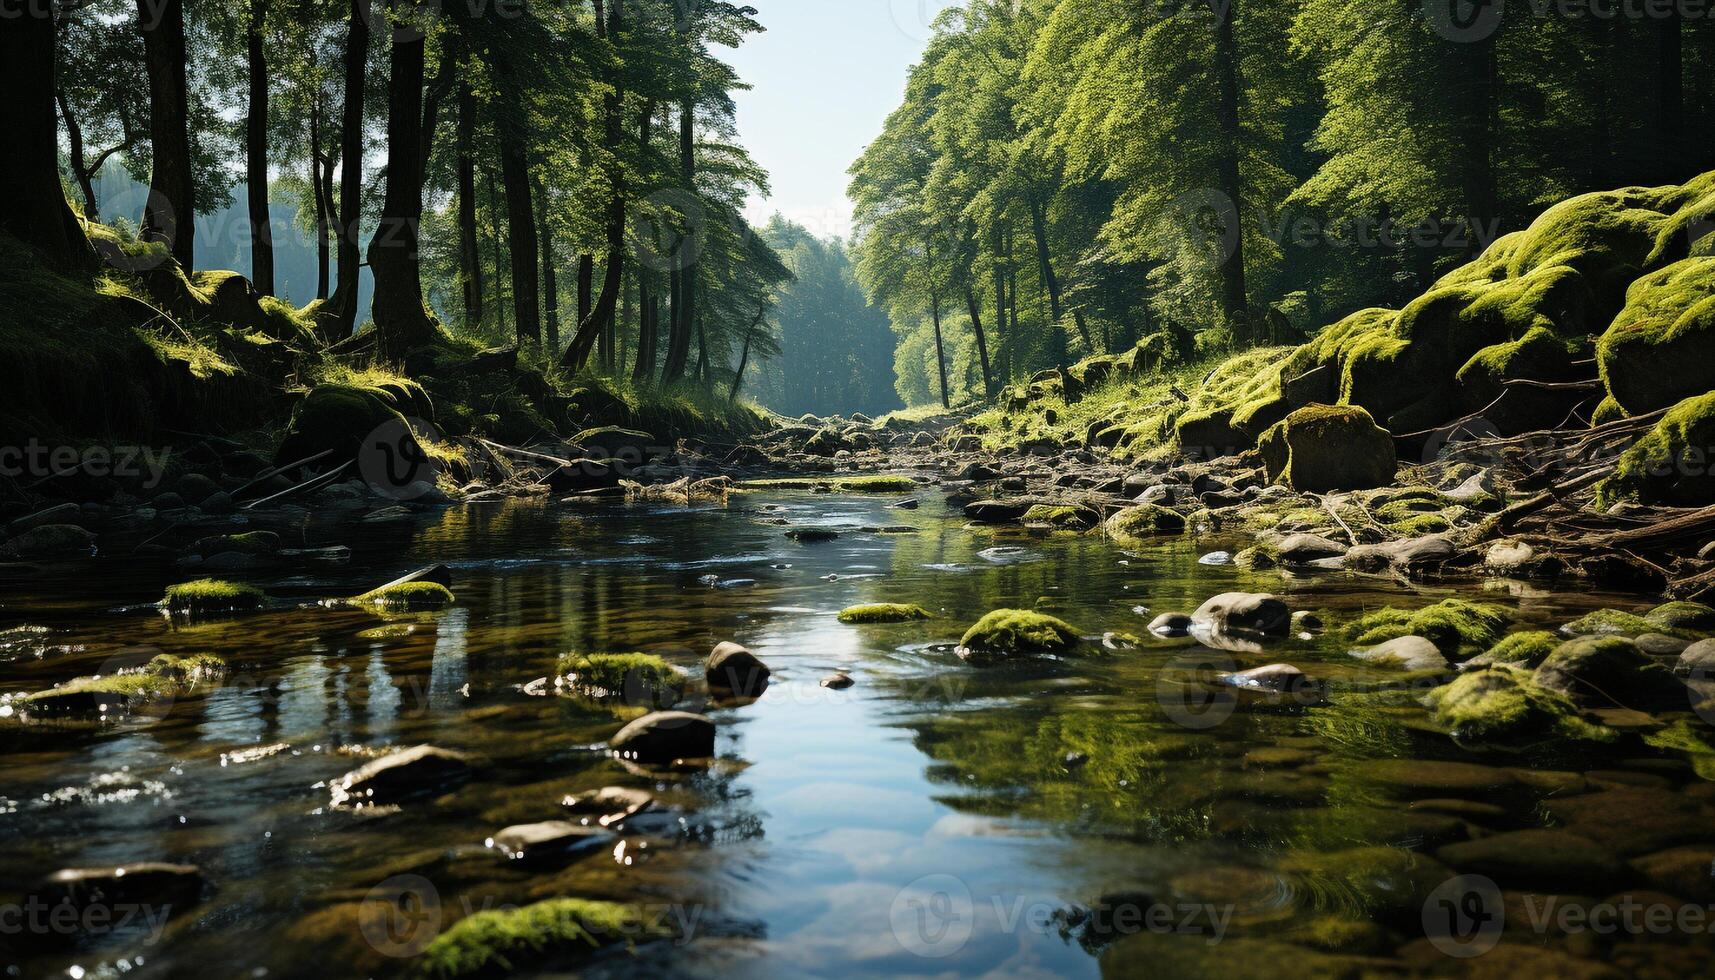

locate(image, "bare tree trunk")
[[487, 169, 507, 336], [499, 142, 540, 344], [329, 0, 369, 334], [246, 0, 274, 295], [56, 87, 101, 219], [930, 289, 949, 410], [729, 304, 765, 400], [964, 284, 993, 398], [456, 76, 482, 325], [661, 99, 697, 383], [367, 1, 440, 358], [4, 2, 91, 269], [310, 97, 330, 299], [560, 0, 626, 371], [1210, 0, 1250, 338], [137, 0, 194, 269], [537, 179, 559, 353]]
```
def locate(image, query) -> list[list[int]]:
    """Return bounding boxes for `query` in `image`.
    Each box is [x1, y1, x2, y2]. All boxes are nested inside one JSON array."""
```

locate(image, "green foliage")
[[555, 653, 685, 699]]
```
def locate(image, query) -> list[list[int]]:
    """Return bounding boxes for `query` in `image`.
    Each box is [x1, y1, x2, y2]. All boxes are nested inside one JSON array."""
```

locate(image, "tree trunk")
[[662, 99, 697, 383], [617, 266, 633, 375], [330, 0, 369, 334], [1026, 192, 1090, 354], [964, 284, 993, 398], [310, 97, 330, 299], [1210, 0, 1250, 339], [56, 87, 101, 220], [729, 304, 765, 400], [560, 0, 626, 371], [367, 1, 439, 358], [1457, 19, 1498, 256], [246, 0, 274, 295], [993, 223, 1008, 384], [579, 254, 597, 363], [3, 2, 91, 269], [634, 273, 656, 382], [537, 179, 560, 353], [487, 169, 507, 336], [456, 77, 482, 325], [498, 142, 540, 344], [137, 0, 194, 269], [930, 290, 950, 410]]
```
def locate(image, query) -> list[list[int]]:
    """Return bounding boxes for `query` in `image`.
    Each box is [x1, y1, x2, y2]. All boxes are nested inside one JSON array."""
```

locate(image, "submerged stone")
[[1534, 636, 1687, 711], [608, 710, 716, 763], [329, 745, 474, 809], [837, 603, 930, 624], [1435, 829, 1627, 893], [487, 821, 613, 866], [417, 898, 671, 979]]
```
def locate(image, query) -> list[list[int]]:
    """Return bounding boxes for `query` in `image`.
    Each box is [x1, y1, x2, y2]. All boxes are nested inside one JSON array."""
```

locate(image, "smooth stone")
[[1542, 788, 1712, 857], [1636, 633, 1692, 656], [1191, 592, 1291, 637], [1357, 759, 1516, 795], [329, 745, 474, 808], [39, 863, 205, 926], [1198, 551, 1233, 566], [1221, 663, 1312, 694], [821, 672, 854, 689], [1148, 612, 1193, 638], [1276, 533, 1347, 564], [5, 503, 81, 537], [1630, 846, 1715, 902], [609, 710, 716, 763], [488, 821, 613, 865], [784, 527, 839, 542], [705, 641, 771, 695], [1435, 829, 1627, 892], [1349, 635, 1449, 671], [1677, 638, 1715, 675]]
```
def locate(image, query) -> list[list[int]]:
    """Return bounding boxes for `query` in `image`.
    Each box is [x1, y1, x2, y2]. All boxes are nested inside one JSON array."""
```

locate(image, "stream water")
[[2, 490, 1712, 978]]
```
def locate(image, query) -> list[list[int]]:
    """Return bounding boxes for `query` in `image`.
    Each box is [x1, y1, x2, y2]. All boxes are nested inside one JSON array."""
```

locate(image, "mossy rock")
[[1103, 505, 1186, 547], [1022, 504, 1098, 529], [1456, 326, 1588, 434], [1258, 404, 1396, 493], [1597, 255, 1715, 415], [23, 653, 227, 717], [1561, 608, 1688, 640], [1597, 391, 1715, 507], [417, 898, 670, 979], [348, 581, 455, 611], [837, 475, 918, 493], [1428, 666, 1611, 743], [1534, 636, 1687, 710], [838, 603, 931, 624], [188, 531, 281, 557], [572, 426, 657, 459], [275, 384, 408, 468], [957, 609, 1082, 664], [555, 653, 686, 701], [0, 524, 97, 560], [1347, 599, 1509, 654], [1647, 601, 1715, 633], [161, 579, 265, 615], [1479, 631, 1561, 668]]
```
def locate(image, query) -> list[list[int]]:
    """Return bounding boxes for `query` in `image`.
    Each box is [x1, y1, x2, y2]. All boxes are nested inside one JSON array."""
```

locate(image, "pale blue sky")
[[724, 1, 959, 241]]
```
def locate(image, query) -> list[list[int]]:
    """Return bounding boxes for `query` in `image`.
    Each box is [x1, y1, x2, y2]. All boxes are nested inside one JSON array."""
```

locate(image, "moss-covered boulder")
[[1561, 607, 1695, 640], [274, 383, 408, 468], [0, 524, 97, 560], [1597, 256, 1715, 415], [1257, 404, 1396, 493], [1455, 325, 1588, 434], [1426, 665, 1608, 742], [1534, 636, 1687, 710], [419, 898, 671, 979], [1103, 505, 1186, 546], [1648, 601, 1715, 633], [957, 609, 1082, 664], [556, 653, 685, 702], [838, 603, 931, 624], [22, 653, 227, 718], [1472, 630, 1561, 668], [162, 579, 265, 615], [1346, 599, 1510, 654], [1597, 391, 1715, 507], [347, 581, 455, 611]]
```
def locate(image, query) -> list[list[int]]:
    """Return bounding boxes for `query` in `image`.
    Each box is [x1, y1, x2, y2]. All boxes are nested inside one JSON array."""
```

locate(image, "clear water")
[[1, 492, 1709, 978]]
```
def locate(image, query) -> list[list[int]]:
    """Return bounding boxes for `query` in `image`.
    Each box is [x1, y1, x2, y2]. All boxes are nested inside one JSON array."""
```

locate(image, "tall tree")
[[2, 1, 92, 269], [246, 0, 275, 294], [367, 0, 440, 356], [328, 0, 369, 334], [137, 0, 195, 268]]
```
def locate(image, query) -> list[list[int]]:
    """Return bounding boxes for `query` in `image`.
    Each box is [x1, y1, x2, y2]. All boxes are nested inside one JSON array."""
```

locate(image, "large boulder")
[[275, 384, 411, 468], [705, 642, 771, 696], [1598, 391, 1715, 507], [1533, 636, 1687, 711], [956, 609, 1082, 664], [1191, 593, 1291, 638], [1597, 255, 1715, 415], [1257, 404, 1396, 493]]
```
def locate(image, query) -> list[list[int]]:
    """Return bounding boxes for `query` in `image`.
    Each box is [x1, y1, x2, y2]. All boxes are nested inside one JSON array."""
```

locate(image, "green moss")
[[349, 581, 455, 611], [1103, 505, 1187, 546], [958, 609, 1083, 662], [162, 579, 265, 615], [1483, 631, 1560, 667], [1597, 256, 1715, 414], [838, 603, 931, 624], [1647, 601, 1715, 633], [1592, 394, 1629, 426], [1426, 666, 1610, 743], [417, 898, 669, 979], [1561, 608, 1678, 639], [22, 652, 226, 715], [1598, 391, 1715, 508], [1021, 504, 1096, 529], [1347, 599, 1510, 653], [837, 475, 918, 493], [555, 652, 685, 700], [1257, 403, 1397, 492]]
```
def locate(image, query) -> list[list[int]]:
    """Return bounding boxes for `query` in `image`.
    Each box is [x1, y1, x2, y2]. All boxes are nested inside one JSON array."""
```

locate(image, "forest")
[[8, 2, 1715, 979]]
